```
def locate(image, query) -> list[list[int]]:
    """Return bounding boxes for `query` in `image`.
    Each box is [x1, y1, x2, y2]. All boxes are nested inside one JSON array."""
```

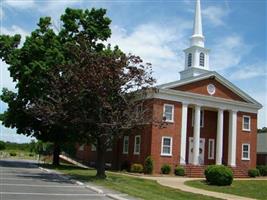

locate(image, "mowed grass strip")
[[42, 164, 220, 200], [185, 180, 267, 200]]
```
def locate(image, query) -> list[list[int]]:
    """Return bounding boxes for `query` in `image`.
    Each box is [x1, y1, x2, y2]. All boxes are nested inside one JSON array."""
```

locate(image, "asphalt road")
[[0, 159, 112, 200]]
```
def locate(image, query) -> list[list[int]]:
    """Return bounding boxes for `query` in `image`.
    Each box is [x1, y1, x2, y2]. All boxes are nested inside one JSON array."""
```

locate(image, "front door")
[[189, 137, 205, 165]]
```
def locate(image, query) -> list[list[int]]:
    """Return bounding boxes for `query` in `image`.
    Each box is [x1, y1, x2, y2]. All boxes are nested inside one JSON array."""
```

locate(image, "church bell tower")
[[180, 0, 210, 80]]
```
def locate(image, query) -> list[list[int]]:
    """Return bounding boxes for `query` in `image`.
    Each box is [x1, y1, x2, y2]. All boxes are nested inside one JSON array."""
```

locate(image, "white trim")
[[163, 104, 174, 123], [208, 139, 215, 159], [134, 135, 141, 155], [242, 115, 251, 132], [180, 103, 188, 164], [157, 71, 262, 108], [148, 88, 260, 114], [161, 136, 173, 156], [242, 143, 250, 160], [122, 136, 129, 154]]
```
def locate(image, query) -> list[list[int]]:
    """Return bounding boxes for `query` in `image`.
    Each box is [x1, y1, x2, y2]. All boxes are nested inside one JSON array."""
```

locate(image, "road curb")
[[38, 166, 131, 200]]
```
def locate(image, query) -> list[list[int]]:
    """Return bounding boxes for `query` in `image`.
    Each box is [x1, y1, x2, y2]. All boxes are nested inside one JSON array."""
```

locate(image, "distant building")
[[76, 0, 262, 177], [257, 131, 267, 165]]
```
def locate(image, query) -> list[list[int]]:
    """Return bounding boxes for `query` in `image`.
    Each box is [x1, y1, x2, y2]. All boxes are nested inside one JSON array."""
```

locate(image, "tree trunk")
[[96, 141, 106, 179], [52, 142, 60, 166]]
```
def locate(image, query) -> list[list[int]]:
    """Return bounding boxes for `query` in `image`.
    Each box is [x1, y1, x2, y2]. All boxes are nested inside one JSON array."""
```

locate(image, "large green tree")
[[0, 8, 112, 165], [27, 37, 155, 178]]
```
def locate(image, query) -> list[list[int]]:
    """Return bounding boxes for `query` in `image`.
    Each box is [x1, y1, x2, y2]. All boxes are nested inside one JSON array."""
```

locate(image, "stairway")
[[184, 165, 205, 177]]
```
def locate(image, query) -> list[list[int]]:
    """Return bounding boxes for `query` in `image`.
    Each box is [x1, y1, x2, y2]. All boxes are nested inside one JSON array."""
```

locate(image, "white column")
[[216, 108, 224, 165], [228, 110, 237, 167], [193, 105, 201, 165], [180, 103, 188, 165]]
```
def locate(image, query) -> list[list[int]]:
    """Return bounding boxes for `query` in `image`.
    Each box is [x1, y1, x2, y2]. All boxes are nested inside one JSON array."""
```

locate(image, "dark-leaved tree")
[[28, 36, 156, 178]]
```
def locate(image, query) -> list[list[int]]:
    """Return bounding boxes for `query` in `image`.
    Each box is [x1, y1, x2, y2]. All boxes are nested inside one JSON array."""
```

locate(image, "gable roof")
[[157, 71, 262, 107]]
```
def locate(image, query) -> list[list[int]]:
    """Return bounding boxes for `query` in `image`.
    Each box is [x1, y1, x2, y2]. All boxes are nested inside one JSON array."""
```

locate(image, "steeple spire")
[[179, 0, 210, 80], [191, 0, 205, 47]]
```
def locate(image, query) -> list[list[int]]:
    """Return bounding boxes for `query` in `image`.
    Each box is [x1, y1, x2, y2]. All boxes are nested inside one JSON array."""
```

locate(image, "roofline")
[[157, 71, 262, 108]]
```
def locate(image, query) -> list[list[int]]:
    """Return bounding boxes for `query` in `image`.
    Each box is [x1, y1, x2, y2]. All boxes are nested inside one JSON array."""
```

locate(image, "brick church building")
[[76, 0, 262, 177]]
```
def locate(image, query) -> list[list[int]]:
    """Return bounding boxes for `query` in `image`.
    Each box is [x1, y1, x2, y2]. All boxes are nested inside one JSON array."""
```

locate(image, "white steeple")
[[191, 0, 205, 47], [180, 0, 210, 80]]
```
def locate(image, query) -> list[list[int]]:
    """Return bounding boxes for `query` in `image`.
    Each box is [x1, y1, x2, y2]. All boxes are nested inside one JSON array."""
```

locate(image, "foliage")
[[161, 164, 171, 174], [0, 7, 113, 166], [0, 140, 6, 150], [204, 165, 233, 186], [174, 166, 185, 176], [257, 165, 267, 176], [248, 168, 260, 177], [257, 127, 267, 133], [144, 156, 154, 174], [130, 163, 144, 173]]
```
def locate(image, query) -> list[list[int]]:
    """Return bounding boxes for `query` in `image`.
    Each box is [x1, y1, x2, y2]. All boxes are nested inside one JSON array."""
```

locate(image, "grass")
[[42, 164, 220, 200], [185, 180, 267, 200]]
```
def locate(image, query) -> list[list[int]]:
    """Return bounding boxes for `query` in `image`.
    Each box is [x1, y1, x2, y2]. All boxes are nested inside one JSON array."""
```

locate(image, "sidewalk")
[[114, 172, 267, 200]]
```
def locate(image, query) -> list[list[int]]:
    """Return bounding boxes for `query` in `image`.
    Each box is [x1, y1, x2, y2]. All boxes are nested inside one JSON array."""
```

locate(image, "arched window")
[[200, 52, 205, 67], [188, 53, 192, 67]]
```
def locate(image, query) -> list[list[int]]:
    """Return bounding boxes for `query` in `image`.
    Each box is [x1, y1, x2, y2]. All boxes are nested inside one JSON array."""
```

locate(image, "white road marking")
[[0, 192, 105, 196], [0, 183, 83, 188]]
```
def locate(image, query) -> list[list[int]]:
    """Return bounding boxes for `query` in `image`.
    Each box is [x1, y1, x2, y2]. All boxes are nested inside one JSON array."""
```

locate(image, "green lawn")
[[42, 164, 220, 200], [185, 180, 267, 200], [0, 150, 37, 160]]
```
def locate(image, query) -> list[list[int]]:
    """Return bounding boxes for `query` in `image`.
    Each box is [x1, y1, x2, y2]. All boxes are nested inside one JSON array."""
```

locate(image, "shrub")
[[257, 165, 267, 176], [144, 156, 154, 174], [9, 152, 17, 157], [161, 164, 171, 174], [130, 163, 143, 173], [0, 141, 6, 150], [174, 166, 185, 176], [28, 153, 34, 157], [205, 165, 233, 186], [248, 168, 260, 177]]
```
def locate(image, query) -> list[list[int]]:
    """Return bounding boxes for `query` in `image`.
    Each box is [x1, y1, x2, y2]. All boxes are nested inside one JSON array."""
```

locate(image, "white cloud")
[[4, 0, 35, 9], [109, 20, 191, 84], [229, 62, 267, 80], [0, 125, 34, 143], [0, 61, 16, 91], [1, 25, 29, 45], [202, 6, 230, 26], [210, 35, 252, 71]]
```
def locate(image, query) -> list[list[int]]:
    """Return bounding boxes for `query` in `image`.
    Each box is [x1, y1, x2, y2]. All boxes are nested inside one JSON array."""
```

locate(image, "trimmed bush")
[[144, 156, 154, 174], [174, 166, 185, 176], [205, 165, 233, 186], [9, 152, 17, 157], [257, 165, 267, 176], [130, 163, 143, 173], [161, 164, 171, 174], [248, 168, 260, 177]]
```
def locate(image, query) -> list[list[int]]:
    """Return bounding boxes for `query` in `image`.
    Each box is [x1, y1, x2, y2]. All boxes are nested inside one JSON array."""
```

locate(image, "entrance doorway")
[[189, 137, 205, 165]]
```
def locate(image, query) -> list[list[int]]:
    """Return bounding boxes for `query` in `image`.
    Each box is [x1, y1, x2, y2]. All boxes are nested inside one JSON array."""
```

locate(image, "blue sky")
[[0, 0, 266, 143]]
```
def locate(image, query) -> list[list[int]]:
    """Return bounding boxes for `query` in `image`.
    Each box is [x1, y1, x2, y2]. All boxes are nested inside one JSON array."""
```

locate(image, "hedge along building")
[[76, 0, 262, 177]]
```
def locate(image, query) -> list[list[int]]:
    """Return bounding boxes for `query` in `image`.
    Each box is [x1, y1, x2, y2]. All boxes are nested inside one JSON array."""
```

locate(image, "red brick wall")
[[236, 112, 257, 169], [172, 78, 247, 102], [150, 99, 182, 173]]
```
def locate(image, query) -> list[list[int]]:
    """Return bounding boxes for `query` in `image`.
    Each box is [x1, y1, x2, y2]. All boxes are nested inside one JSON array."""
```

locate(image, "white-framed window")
[[134, 135, 141, 155], [188, 53, 192, 67], [208, 139, 215, 159], [161, 136, 173, 156], [242, 115, 251, 131], [242, 143, 250, 160], [123, 136, 129, 154], [192, 110, 204, 127], [91, 144, 96, 151], [163, 104, 174, 122]]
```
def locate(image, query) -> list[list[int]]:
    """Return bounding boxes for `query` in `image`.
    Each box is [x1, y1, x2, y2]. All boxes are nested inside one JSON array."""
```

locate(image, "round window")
[[207, 84, 216, 95]]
